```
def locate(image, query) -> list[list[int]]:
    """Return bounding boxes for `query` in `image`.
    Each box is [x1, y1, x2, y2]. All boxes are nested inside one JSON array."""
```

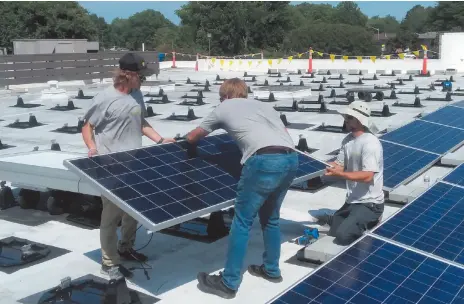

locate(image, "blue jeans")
[[222, 152, 299, 290]]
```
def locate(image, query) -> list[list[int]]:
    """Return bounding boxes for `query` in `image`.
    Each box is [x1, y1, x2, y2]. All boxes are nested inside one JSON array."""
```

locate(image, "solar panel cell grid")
[[270, 236, 464, 304], [380, 120, 464, 155], [450, 100, 464, 109], [374, 182, 464, 265], [381, 140, 439, 190], [69, 136, 240, 226], [66, 134, 326, 231], [421, 106, 464, 130], [443, 164, 464, 188], [295, 153, 327, 181]]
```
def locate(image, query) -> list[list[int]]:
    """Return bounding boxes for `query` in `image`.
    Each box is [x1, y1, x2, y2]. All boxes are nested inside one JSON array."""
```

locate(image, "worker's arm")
[[326, 168, 375, 183], [186, 110, 221, 144], [186, 127, 210, 144], [82, 122, 98, 156], [142, 118, 175, 143]]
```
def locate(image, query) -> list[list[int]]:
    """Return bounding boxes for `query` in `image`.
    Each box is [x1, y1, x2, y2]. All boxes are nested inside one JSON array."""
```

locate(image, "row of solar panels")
[[60, 99, 464, 303], [269, 163, 464, 304], [61, 100, 464, 236], [380, 100, 464, 190]]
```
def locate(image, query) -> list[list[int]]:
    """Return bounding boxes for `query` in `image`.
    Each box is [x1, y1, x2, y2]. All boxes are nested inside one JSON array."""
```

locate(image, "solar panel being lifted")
[[373, 182, 464, 265], [381, 140, 440, 190], [380, 119, 464, 155], [420, 106, 464, 130], [443, 164, 464, 188], [64, 133, 326, 232], [269, 235, 464, 304]]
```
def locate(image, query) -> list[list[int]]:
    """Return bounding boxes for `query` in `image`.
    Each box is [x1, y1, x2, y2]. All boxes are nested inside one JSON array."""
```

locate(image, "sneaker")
[[101, 264, 133, 279], [118, 248, 148, 262], [248, 265, 283, 283], [197, 272, 236, 299]]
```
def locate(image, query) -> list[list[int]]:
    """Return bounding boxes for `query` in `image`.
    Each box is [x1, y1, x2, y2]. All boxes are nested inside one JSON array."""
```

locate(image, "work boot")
[[118, 248, 148, 262], [248, 265, 283, 283], [197, 272, 236, 299], [314, 212, 334, 226]]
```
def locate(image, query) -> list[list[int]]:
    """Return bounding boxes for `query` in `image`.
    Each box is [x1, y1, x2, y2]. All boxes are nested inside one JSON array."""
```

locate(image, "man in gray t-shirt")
[[321, 100, 384, 246], [198, 98, 295, 164], [82, 53, 175, 279], [186, 78, 298, 299]]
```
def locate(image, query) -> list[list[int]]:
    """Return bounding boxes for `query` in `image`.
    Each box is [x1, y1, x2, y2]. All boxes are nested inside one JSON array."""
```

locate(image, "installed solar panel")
[[373, 182, 464, 265], [420, 106, 464, 130], [381, 140, 440, 190], [443, 164, 464, 188], [450, 100, 464, 109], [381, 120, 464, 154], [64, 134, 326, 232], [269, 235, 464, 304]]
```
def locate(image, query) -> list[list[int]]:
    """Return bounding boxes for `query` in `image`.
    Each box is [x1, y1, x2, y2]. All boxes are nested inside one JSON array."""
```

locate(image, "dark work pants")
[[328, 202, 384, 246]]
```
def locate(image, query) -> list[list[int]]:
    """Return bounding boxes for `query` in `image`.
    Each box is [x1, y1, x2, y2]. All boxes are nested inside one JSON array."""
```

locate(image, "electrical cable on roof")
[[126, 225, 153, 280]]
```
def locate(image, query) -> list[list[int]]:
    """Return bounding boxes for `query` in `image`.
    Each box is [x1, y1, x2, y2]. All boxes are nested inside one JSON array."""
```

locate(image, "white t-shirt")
[[336, 132, 384, 204]]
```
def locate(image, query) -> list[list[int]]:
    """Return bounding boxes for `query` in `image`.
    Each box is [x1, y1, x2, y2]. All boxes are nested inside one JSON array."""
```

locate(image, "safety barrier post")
[[422, 49, 428, 75], [308, 47, 313, 74], [171, 51, 177, 68], [195, 53, 199, 72], [261, 50, 264, 60]]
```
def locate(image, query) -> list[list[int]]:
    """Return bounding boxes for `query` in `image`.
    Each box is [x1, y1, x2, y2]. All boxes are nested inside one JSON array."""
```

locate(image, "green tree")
[[125, 9, 175, 50], [287, 23, 378, 56], [89, 14, 110, 48], [427, 1, 464, 32], [0, 1, 97, 48], [108, 18, 129, 49], [400, 5, 432, 33], [368, 15, 400, 33], [387, 31, 419, 51], [333, 2, 368, 27], [176, 1, 292, 56], [289, 3, 335, 28]]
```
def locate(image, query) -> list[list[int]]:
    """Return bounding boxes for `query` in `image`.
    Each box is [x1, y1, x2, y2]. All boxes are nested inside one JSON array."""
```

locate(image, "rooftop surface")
[[0, 65, 463, 303]]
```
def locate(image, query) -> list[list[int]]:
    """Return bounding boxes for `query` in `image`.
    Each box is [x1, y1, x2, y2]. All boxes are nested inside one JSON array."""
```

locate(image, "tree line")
[[0, 1, 462, 57]]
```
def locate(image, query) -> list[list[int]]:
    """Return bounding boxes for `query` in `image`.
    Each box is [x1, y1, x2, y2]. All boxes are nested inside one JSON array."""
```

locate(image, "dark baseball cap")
[[119, 52, 155, 76]]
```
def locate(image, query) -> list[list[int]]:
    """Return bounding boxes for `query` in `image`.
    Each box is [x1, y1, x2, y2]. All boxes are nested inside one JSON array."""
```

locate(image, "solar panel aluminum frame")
[[291, 151, 329, 185], [63, 153, 236, 233], [380, 140, 441, 193], [450, 100, 464, 109], [267, 234, 464, 304], [370, 180, 464, 267], [266, 234, 372, 303], [380, 119, 464, 156], [419, 105, 464, 131], [441, 164, 464, 189], [266, 234, 440, 304], [371, 179, 440, 235], [63, 142, 327, 233]]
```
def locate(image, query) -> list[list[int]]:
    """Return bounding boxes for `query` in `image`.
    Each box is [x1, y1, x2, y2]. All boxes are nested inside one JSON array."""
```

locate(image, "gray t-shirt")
[[83, 86, 146, 154], [199, 98, 294, 164], [336, 132, 384, 204]]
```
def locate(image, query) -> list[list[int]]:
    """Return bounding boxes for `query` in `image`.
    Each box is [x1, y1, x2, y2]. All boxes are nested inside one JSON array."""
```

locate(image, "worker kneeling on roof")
[[316, 101, 384, 246], [185, 78, 298, 299]]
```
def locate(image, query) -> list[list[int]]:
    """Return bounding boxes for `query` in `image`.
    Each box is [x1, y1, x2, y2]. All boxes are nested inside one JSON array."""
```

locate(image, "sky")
[[79, 1, 436, 24]]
